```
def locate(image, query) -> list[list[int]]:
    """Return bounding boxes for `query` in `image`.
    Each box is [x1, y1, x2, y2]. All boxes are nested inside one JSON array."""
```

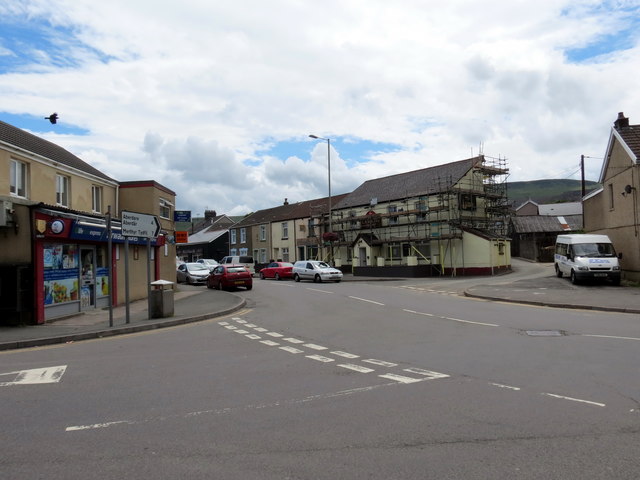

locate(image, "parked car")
[[220, 255, 255, 275], [196, 258, 219, 271], [207, 264, 253, 291], [176, 262, 210, 285], [292, 260, 343, 283], [259, 262, 294, 280]]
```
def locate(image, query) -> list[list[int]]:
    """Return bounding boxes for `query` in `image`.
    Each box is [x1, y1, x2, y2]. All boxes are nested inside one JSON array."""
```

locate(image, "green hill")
[[507, 179, 600, 207]]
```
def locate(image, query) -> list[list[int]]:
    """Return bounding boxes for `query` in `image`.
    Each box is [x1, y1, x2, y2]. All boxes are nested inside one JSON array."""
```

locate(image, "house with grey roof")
[[331, 155, 511, 276], [0, 120, 177, 325], [584, 112, 640, 282]]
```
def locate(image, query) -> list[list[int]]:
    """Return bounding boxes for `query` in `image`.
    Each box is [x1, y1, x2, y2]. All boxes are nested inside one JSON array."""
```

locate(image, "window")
[[282, 222, 289, 239], [608, 184, 615, 210], [240, 228, 246, 243], [308, 219, 316, 237], [282, 247, 289, 262], [56, 174, 70, 207], [230, 229, 237, 244], [459, 193, 476, 211], [390, 244, 401, 258], [388, 205, 399, 225], [159, 198, 172, 219], [230, 248, 237, 256], [260, 248, 267, 263], [239, 248, 248, 255], [92, 186, 102, 213], [259, 225, 267, 241], [10, 159, 27, 197]]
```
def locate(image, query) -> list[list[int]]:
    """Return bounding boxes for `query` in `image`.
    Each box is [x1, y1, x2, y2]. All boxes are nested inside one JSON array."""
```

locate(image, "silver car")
[[292, 260, 343, 283], [176, 262, 210, 285]]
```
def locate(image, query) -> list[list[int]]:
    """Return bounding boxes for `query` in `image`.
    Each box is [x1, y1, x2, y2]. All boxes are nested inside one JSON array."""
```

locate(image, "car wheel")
[[214, 281, 221, 290], [314, 274, 322, 283], [187, 276, 193, 285], [260, 272, 265, 279], [335, 279, 341, 283], [555, 265, 562, 278], [294, 273, 300, 282], [275, 273, 281, 280], [570, 270, 579, 285], [207, 280, 213, 289]]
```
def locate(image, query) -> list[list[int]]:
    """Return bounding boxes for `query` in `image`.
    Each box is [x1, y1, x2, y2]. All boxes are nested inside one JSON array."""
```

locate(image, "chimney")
[[204, 210, 217, 219], [283, 198, 289, 205], [614, 112, 630, 130]]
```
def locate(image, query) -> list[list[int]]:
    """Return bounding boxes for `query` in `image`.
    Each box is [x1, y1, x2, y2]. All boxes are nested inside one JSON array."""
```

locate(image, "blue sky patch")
[[259, 137, 400, 166], [0, 112, 90, 136]]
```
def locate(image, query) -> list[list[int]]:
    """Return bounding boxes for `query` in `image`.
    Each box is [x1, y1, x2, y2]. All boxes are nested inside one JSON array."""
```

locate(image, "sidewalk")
[[1, 269, 638, 351]]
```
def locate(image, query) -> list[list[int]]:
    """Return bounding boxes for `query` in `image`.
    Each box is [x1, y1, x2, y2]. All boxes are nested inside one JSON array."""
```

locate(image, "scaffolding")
[[328, 155, 510, 272]]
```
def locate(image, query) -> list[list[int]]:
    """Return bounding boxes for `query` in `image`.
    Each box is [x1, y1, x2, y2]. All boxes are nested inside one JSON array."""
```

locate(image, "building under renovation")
[[330, 155, 511, 276]]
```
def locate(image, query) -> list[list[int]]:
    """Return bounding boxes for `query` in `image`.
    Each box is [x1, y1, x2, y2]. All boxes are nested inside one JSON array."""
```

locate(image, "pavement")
[[1, 261, 639, 351]]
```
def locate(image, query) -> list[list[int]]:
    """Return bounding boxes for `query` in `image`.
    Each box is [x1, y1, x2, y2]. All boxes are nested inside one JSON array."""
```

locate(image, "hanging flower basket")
[[322, 232, 340, 242]]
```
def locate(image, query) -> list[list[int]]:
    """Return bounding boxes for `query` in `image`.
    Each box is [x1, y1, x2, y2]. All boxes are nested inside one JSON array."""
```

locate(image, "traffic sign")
[[121, 210, 160, 238], [175, 231, 189, 243]]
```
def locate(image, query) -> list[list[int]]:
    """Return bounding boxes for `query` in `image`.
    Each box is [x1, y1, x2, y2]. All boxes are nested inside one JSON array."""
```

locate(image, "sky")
[[1, 1, 639, 217]]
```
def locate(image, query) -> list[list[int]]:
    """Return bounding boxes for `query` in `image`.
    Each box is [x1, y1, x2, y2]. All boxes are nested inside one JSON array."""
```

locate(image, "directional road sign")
[[121, 210, 161, 238]]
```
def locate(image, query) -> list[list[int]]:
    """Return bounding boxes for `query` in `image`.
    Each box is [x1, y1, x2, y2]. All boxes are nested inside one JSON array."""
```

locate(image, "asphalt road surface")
[[2, 275, 639, 479]]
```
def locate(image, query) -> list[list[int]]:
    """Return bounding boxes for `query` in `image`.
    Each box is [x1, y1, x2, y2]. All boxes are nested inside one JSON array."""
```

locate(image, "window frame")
[[240, 228, 246, 243], [281, 221, 289, 239], [92, 185, 103, 213], [56, 174, 70, 207], [10, 159, 28, 198], [230, 229, 237, 244], [159, 197, 172, 219]]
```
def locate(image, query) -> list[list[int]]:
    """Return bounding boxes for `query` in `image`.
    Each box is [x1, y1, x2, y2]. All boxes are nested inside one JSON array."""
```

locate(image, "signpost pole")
[[147, 238, 152, 320], [107, 206, 113, 327], [124, 237, 130, 324]]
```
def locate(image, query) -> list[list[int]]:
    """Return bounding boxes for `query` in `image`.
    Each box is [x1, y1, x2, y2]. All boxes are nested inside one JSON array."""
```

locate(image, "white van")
[[220, 255, 255, 276], [554, 234, 621, 285]]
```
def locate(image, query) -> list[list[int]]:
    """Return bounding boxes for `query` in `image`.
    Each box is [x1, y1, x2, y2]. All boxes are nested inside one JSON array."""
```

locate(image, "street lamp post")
[[309, 135, 331, 234]]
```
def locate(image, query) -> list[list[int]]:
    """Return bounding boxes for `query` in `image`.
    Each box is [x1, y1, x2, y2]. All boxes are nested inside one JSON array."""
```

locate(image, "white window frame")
[[260, 248, 267, 263], [56, 174, 70, 207], [259, 225, 266, 241], [240, 228, 246, 243], [282, 247, 289, 262], [239, 248, 248, 255], [281, 222, 289, 239], [10, 159, 27, 198], [92, 185, 103, 213], [230, 248, 238, 256], [159, 198, 172, 219]]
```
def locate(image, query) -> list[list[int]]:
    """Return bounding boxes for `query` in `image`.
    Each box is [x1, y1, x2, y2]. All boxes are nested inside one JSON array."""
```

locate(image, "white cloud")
[[1, 0, 639, 215]]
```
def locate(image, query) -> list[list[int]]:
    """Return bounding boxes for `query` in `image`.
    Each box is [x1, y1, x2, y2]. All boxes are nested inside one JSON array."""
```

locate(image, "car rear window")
[[228, 267, 247, 273]]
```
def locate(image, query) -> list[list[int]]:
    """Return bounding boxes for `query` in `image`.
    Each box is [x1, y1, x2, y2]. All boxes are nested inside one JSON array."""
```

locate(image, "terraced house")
[[0, 120, 176, 325]]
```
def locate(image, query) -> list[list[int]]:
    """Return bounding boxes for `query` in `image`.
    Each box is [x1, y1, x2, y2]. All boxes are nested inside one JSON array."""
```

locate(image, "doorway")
[[80, 247, 96, 310]]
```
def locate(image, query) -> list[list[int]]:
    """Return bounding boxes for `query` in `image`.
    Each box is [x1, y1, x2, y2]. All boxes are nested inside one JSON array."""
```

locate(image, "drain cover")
[[525, 330, 564, 337]]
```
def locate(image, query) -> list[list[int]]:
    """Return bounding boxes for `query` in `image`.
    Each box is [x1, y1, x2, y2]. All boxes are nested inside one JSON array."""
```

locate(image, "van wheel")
[[611, 277, 621, 286], [294, 274, 300, 282], [314, 274, 322, 283], [555, 265, 563, 278], [570, 270, 579, 285]]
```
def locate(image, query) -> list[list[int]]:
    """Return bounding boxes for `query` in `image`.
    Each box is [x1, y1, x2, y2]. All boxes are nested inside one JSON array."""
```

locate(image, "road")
[[2, 271, 640, 479]]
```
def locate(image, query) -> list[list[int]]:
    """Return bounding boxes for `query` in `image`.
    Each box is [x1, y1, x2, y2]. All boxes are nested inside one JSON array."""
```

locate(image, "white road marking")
[[338, 364, 375, 373], [284, 337, 305, 344], [267, 332, 284, 337], [490, 382, 521, 391], [542, 393, 605, 407], [224, 325, 237, 330], [260, 340, 280, 346], [306, 288, 334, 294], [234, 329, 249, 334], [348, 296, 384, 306], [404, 309, 499, 327], [0, 365, 67, 386], [379, 373, 423, 384], [219, 322, 229, 326], [306, 355, 335, 363], [279, 346, 304, 354], [304, 343, 328, 350], [245, 334, 261, 340], [363, 359, 397, 367], [66, 420, 132, 432], [234, 319, 247, 324], [582, 334, 640, 341], [245, 323, 257, 328], [331, 351, 360, 359], [254, 327, 268, 332], [404, 368, 450, 379]]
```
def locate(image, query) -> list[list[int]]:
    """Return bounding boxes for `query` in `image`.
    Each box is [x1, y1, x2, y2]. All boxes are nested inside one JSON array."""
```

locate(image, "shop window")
[[43, 244, 79, 305], [92, 186, 103, 213], [10, 159, 28, 198]]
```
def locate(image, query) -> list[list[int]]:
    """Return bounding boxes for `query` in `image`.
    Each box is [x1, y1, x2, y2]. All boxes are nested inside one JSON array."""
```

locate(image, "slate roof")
[[616, 123, 640, 160], [233, 194, 349, 227], [537, 202, 582, 216], [184, 227, 227, 245], [334, 157, 480, 209], [510, 214, 583, 234], [0, 120, 116, 182]]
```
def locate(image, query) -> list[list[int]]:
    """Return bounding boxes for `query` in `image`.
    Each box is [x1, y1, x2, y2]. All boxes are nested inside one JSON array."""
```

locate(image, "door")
[[359, 247, 367, 266], [80, 247, 96, 310]]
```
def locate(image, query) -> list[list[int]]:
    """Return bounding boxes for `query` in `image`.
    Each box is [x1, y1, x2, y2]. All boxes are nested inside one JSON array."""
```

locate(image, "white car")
[[292, 260, 343, 283], [176, 262, 210, 285], [196, 258, 219, 271]]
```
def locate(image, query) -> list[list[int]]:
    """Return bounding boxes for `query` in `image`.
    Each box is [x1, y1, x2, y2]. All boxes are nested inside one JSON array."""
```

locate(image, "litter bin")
[[149, 280, 175, 318]]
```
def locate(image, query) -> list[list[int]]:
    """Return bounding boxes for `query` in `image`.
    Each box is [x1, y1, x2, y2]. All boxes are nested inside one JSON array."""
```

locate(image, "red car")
[[259, 262, 294, 280], [207, 265, 253, 291]]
